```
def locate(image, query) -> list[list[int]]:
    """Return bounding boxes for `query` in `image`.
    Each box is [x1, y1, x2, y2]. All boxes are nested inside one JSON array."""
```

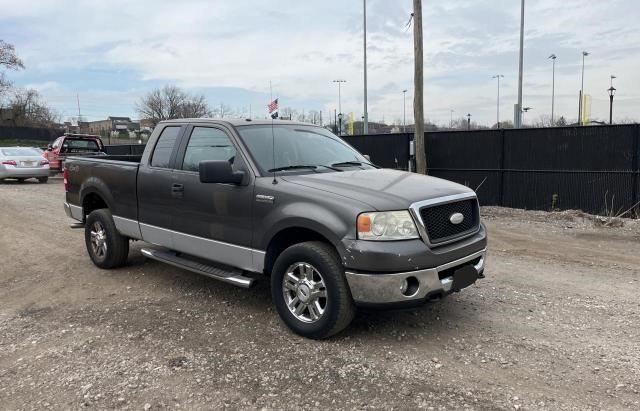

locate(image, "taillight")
[[40, 160, 49, 166], [63, 167, 69, 192], [2, 160, 17, 166]]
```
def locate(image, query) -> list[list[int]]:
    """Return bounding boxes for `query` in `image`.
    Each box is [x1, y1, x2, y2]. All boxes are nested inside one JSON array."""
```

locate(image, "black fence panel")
[[103, 144, 146, 156], [343, 133, 410, 170], [0, 126, 61, 142], [354, 125, 640, 217]]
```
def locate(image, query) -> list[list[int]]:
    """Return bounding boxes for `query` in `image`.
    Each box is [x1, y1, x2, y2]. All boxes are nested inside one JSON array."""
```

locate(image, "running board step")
[[141, 248, 254, 288]]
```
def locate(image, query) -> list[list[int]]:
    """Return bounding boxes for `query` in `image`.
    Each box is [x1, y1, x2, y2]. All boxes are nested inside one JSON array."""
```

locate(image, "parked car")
[[0, 147, 50, 183], [43, 133, 105, 174], [63, 119, 487, 339]]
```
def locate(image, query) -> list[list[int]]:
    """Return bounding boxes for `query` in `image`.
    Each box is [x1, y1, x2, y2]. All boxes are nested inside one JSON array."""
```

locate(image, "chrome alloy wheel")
[[282, 262, 328, 323], [90, 221, 107, 258]]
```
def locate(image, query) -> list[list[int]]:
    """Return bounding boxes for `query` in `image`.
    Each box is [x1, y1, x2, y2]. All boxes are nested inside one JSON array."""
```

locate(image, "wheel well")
[[264, 227, 333, 275], [82, 192, 108, 219]]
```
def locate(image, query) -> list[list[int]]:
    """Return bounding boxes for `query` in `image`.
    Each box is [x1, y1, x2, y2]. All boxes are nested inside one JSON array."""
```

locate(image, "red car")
[[43, 134, 104, 174]]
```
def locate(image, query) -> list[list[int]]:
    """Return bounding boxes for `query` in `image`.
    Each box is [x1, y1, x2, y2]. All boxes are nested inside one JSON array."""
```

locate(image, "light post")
[[608, 77, 616, 125], [579, 51, 589, 125], [466, 113, 472, 131], [333, 80, 346, 135], [492, 74, 504, 128], [338, 113, 343, 136], [522, 107, 532, 126], [516, 0, 525, 128], [363, 0, 369, 134], [549, 54, 557, 125], [402, 89, 407, 132]]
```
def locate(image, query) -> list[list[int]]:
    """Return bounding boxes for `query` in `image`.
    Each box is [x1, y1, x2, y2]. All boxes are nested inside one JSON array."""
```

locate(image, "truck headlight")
[[357, 211, 419, 241]]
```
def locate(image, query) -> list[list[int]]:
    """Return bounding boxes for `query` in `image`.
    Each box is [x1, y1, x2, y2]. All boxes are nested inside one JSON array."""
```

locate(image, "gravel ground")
[[1, 179, 639, 410]]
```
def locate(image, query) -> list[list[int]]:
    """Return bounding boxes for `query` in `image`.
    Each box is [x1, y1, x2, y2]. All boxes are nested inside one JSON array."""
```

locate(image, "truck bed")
[[65, 156, 141, 222]]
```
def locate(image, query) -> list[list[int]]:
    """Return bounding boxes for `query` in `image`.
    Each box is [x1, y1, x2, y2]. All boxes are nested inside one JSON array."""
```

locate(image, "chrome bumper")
[[64, 202, 83, 221], [345, 249, 486, 305]]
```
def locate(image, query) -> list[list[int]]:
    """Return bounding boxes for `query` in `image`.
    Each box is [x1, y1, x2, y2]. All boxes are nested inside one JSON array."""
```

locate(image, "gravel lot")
[[1, 179, 639, 410]]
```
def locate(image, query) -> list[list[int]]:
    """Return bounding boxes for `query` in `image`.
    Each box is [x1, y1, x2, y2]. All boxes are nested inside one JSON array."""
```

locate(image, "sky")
[[1, 0, 639, 126]]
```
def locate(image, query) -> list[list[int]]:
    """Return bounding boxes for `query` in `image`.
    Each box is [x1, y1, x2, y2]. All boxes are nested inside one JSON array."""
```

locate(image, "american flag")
[[268, 98, 279, 114]]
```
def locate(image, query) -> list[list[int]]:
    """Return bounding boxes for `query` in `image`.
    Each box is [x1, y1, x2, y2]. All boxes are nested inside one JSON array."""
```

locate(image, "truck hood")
[[281, 168, 474, 211]]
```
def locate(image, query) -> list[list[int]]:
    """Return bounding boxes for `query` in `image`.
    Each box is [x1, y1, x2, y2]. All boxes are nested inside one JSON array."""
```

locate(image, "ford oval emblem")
[[450, 212, 464, 225]]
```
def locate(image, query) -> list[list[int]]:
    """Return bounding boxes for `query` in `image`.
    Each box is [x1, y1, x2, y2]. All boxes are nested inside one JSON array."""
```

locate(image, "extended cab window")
[[181, 127, 237, 172], [150, 126, 181, 168]]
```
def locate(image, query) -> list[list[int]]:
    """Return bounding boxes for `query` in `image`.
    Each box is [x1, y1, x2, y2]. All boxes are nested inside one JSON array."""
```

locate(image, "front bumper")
[[345, 249, 486, 306]]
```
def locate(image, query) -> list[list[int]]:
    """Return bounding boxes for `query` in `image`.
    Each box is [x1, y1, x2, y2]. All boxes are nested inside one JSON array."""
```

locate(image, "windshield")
[[1, 148, 42, 156], [236, 125, 373, 174]]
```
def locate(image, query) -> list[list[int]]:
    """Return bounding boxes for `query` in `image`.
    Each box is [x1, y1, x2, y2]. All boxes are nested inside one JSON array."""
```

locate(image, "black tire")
[[38, 177, 48, 184], [271, 241, 355, 339], [85, 209, 129, 269]]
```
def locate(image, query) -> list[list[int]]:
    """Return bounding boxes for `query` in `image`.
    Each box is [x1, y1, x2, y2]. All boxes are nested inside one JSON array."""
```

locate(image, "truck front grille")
[[419, 199, 479, 245]]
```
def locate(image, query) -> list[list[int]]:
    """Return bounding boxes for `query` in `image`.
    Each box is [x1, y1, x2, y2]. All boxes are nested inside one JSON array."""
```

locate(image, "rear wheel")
[[38, 177, 48, 184], [85, 209, 129, 269], [271, 241, 355, 339]]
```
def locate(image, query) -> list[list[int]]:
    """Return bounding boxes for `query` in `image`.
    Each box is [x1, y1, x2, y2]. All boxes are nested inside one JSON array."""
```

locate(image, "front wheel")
[[85, 209, 129, 269], [271, 241, 355, 339], [38, 177, 48, 184]]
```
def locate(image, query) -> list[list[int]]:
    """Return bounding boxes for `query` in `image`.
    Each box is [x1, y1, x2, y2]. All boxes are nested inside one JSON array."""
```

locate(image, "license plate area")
[[20, 161, 36, 168], [450, 264, 478, 291]]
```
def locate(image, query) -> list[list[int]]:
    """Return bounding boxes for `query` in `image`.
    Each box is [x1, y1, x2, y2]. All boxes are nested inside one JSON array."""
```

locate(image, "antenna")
[[270, 81, 277, 185]]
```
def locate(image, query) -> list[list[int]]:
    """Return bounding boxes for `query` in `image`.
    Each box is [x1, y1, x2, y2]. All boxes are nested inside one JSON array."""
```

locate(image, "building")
[[86, 116, 140, 135]]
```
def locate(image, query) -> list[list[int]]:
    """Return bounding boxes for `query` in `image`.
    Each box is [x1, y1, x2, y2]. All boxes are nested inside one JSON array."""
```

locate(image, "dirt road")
[[1, 180, 639, 410]]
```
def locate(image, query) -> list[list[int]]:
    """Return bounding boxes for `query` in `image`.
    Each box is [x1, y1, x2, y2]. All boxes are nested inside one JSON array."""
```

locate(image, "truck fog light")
[[401, 276, 420, 297], [400, 279, 409, 294]]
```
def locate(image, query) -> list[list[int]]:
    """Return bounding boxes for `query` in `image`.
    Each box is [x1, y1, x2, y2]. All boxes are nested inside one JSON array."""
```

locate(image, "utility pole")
[[549, 54, 556, 125], [515, 0, 525, 128], [466, 113, 472, 131], [363, 0, 369, 134], [413, 0, 426, 174], [450, 109, 454, 129], [492, 75, 504, 128]]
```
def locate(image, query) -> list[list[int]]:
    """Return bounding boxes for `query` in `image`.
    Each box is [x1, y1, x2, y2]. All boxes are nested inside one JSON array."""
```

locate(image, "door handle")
[[171, 183, 184, 198]]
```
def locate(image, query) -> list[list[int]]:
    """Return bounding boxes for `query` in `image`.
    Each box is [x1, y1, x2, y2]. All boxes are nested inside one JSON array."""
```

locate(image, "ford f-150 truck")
[[64, 119, 487, 339]]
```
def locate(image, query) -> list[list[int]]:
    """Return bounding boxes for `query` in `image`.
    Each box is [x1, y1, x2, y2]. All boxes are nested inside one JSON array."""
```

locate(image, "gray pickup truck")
[[64, 119, 487, 339]]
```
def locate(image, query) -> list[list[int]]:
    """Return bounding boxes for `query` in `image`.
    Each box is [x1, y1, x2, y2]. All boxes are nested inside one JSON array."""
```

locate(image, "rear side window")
[[61, 139, 100, 153], [181, 127, 237, 172], [150, 126, 181, 168]]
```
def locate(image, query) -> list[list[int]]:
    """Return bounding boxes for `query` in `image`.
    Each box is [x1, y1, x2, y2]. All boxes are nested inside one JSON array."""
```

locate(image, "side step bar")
[[141, 248, 255, 288]]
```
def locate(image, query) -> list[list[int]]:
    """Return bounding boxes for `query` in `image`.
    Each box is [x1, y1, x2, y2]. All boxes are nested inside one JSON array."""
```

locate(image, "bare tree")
[[0, 40, 25, 99], [7, 88, 59, 127], [136, 85, 211, 126]]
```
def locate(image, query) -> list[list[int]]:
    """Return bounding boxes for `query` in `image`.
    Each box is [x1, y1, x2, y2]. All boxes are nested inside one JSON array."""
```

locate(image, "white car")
[[0, 147, 50, 183]]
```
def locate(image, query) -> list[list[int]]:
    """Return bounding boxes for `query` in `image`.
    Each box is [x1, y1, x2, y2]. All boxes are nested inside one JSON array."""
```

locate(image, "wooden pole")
[[413, 0, 427, 174]]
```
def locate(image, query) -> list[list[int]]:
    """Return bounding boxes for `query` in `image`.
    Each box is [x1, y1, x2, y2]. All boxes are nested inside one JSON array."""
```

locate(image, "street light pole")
[[608, 76, 617, 125], [516, 0, 525, 128], [363, 0, 369, 134], [466, 113, 472, 131], [333, 80, 346, 135], [579, 51, 589, 126], [492, 74, 504, 128], [402, 90, 407, 133], [549, 54, 557, 125]]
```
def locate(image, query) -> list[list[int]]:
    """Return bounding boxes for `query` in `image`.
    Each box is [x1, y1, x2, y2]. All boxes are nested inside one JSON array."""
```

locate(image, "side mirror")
[[363, 154, 371, 162], [199, 160, 245, 185]]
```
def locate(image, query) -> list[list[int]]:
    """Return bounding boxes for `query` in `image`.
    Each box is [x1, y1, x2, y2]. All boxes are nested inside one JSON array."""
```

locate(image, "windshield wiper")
[[331, 161, 375, 168], [268, 165, 318, 172]]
